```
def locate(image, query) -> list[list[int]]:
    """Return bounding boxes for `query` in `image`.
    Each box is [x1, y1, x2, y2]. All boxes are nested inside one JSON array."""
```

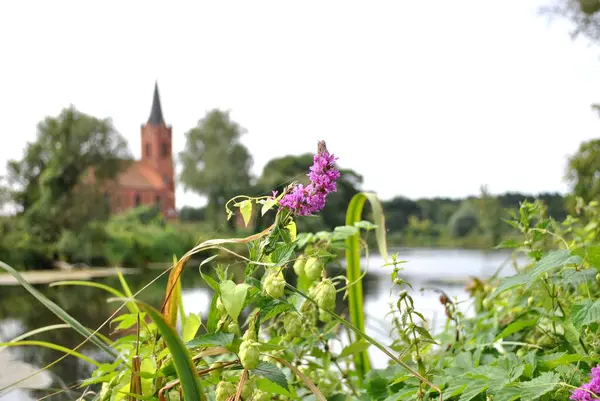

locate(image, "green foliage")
[[179, 109, 253, 230], [567, 138, 600, 204], [448, 200, 479, 238]]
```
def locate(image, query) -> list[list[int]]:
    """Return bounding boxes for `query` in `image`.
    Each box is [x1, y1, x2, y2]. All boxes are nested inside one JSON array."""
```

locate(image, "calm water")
[[0, 248, 523, 401]]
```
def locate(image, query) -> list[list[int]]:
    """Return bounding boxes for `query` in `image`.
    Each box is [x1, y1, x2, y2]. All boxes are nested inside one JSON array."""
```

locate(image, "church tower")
[[141, 82, 176, 216]]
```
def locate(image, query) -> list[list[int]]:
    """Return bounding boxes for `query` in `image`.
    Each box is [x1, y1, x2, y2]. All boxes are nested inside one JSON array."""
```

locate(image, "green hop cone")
[[263, 270, 286, 298], [252, 390, 270, 401], [239, 340, 261, 370], [293, 257, 306, 277], [304, 257, 323, 281], [283, 312, 302, 337], [241, 377, 256, 400], [216, 296, 226, 315], [242, 327, 257, 342], [216, 381, 236, 401], [309, 279, 336, 322], [227, 321, 241, 336]]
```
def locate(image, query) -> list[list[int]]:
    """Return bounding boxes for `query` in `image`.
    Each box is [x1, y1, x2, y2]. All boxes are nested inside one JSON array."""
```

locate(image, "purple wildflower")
[[280, 144, 340, 216], [571, 366, 600, 400]]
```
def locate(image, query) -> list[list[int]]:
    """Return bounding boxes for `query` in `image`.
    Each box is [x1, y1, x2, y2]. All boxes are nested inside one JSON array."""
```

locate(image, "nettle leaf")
[[494, 318, 538, 341], [490, 274, 528, 298], [519, 372, 560, 400], [527, 250, 582, 286], [414, 325, 437, 344], [186, 332, 234, 348], [459, 379, 488, 401], [572, 299, 600, 329], [252, 361, 289, 390], [270, 243, 296, 266], [572, 245, 600, 268], [235, 199, 253, 227], [220, 280, 250, 321], [339, 339, 371, 358], [493, 384, 521, 401]]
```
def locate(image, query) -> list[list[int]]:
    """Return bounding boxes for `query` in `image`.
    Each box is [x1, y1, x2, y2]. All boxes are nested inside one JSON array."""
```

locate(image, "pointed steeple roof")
[[147, 81, 165, 125]]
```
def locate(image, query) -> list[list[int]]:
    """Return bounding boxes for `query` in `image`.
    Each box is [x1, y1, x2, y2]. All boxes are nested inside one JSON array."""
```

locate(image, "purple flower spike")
[[280, 141, 340, 216], [570, 365, 600, 400]]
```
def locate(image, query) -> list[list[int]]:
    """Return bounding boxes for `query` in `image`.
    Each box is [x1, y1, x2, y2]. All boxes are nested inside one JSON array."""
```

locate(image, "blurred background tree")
[[179, 109, 253, 231]]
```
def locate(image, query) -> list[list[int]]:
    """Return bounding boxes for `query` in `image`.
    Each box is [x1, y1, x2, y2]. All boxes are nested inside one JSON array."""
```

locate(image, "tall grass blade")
[[116, 268, 140, 314], [50, 281, 137, 314], [0, 340, 101, 367], [344, 192, 389, 381], [0, 324, 69, 354], [137, 301, 203, 401], [0, 261, 117, 358]]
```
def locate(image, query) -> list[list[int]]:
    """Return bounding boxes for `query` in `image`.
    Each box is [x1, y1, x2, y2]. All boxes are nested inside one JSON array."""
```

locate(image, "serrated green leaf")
[[270, 243, 296, 266], [459, 379, 488, 401], [261, 301, 293, 322], [413, 325, 437, 344], [252, 361, 289, 390], [572, 299, 600, 329], [493, 384, 521, 401], [527, 250, 582, 286], [573, 245, 600, 268], [186, 332, 234, 348], [220, 280, 249, 321], [339, 339, 371, 358], [236, 199, 253, 227], [490, 274, 529, 298], [494, 318, 538, 341], [538, 352, 587, 369], [520, 372, 560, 400], [256, 378, 291, 397]]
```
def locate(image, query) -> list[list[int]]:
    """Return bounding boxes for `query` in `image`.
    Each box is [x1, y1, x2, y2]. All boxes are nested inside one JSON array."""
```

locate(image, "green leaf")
[[186, 332, 234, 348], [49, 280, 136, 314], [270, 243, 296, 266], [344, 192, 389, 382], [366, 374, 389, 400], [256, 378, 292, 397], [538, 352, 587, 369], [414, 325, 437, 344], [572, 299, 600, 329], [252, 361, 289, 390], [490, 274, 529, 298], [0, 340, 101, 367], [354, 220, 377, 231], [285, 220, 297, 242], [573, 245, 600, 268], [519, 372, 560, 400], [527, 250, 582, 286], [459, 379, 488, 401], [493, 384, 521, 401], [220, 280, 250, 321], [333, 225, 360, 240], [260, 198, 278, 216], [495, 239, 521, 249], [339, 339, 371, 358], [0, 261, 116, 358], [236, 199, 253, 227], [443, 379, 469, 399], [207, 293, 220, 333], [494, 318, 538, 341], [260, 300, 293, 322], [137, 301, 203, 401], [199, 255, 220, 293], [182, 313, 201, 343]]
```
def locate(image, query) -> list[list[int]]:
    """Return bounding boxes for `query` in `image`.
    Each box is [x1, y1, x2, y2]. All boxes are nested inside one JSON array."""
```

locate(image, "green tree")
[[476, 185, 504, 246], [566, 138, 600, 204], [179, 110, 253, 230], [382, 196, 422, 232], [448, 200, 479, 238], [6, 107, 130, 244], [541, 0, 600, 42]]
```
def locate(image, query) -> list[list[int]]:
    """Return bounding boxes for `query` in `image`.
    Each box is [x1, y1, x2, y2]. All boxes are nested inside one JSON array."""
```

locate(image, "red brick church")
[[105, 83, 177, 219]]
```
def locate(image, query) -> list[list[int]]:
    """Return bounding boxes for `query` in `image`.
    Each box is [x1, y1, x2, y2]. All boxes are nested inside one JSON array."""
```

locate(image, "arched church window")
[[161, 142, 169, 158]]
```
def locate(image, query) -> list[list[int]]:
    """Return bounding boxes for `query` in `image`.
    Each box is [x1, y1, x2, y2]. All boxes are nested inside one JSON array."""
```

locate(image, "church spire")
[[147, 81, 165, 125]]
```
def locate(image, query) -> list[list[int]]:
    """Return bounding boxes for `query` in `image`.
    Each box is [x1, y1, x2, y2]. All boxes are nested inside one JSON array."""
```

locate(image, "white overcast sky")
[[1, 0, 600, 208]]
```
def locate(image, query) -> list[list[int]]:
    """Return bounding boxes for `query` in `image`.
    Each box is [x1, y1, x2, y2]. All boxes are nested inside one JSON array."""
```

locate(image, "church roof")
[[147, 82, 165, 125], [117, 161, 167, 190]]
